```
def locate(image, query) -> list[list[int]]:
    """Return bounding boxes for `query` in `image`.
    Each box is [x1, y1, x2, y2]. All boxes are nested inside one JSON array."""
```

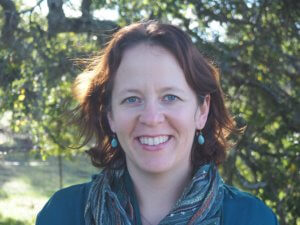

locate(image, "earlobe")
[[196, 95, 210, 130]]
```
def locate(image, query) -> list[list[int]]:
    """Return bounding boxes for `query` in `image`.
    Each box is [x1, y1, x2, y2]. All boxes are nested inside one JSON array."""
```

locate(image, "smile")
[[138, 136, 170, 146]]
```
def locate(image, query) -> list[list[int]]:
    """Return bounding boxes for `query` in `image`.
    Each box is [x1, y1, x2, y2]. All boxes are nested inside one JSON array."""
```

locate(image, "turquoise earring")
[[111, 135, 118, 148], [198, 131, 205, 145]]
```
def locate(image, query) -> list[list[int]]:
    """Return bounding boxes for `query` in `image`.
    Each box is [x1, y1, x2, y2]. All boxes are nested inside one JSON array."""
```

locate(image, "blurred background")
[[0, 0, 299, 224]]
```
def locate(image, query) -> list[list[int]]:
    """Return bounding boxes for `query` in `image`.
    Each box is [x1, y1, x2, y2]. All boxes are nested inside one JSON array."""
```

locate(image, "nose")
[[138, 101, 165, 126]]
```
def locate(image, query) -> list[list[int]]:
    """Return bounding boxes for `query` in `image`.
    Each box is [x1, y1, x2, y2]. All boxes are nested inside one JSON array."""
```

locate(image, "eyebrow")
[[118, 87, 185, 95], [118, 89, 143, 96], [160, 87, 185, 93]]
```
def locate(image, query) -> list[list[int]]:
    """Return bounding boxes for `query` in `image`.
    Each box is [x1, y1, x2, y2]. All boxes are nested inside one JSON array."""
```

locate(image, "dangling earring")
[[197, 131, 205, 145], [111, 134, 118, 148]]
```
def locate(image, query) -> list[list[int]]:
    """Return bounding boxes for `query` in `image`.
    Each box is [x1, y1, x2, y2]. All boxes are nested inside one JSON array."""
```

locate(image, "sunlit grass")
[[0, 152, 97, 225], [0, 178, 47, 225], [0, 179, 45, 223]]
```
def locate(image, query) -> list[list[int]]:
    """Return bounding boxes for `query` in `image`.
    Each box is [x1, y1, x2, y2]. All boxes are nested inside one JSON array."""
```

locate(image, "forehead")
[[113, 43, 191, 92]]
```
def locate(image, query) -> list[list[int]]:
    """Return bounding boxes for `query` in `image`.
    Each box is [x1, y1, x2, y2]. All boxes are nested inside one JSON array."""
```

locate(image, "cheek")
[[167, 110, 197, 145], [113, 112, 136, 133], [167, 107, 197, 126]]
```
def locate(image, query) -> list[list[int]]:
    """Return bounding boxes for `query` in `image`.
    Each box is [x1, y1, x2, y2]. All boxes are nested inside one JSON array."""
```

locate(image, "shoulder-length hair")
[[72, 20, 238, 169]]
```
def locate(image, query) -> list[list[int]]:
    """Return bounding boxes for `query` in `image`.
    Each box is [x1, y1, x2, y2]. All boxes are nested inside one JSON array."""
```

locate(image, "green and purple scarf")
[[84, 163, 224, 225]]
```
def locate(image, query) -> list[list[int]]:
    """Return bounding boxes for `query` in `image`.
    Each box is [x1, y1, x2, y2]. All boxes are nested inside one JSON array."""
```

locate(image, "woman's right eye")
[[122, 96, 140, 104]]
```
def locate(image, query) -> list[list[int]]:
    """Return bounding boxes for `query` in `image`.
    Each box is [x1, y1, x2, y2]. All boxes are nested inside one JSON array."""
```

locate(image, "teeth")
[[138, 136, 169, 146]]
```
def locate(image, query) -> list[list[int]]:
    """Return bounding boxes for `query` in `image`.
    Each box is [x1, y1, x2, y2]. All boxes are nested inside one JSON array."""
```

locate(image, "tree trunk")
[[58, 154, 63, 189]]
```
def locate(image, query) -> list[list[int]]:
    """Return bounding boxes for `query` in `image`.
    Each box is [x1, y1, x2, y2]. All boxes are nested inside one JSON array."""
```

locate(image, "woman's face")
[[108, 43, 210, 176]]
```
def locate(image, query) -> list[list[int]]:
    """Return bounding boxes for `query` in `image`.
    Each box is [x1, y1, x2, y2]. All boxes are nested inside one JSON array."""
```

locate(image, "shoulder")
[[223, 185, 278, 225], [36, 182, 92, 225]]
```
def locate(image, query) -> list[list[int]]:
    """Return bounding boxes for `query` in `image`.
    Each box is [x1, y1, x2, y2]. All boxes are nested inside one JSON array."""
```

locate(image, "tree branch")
[[19, 0, 44, 14], [81, 0, 91, 18], [236, 168, 267, 190], [0, 0, 19, 45], [46, 0, 118, 36]]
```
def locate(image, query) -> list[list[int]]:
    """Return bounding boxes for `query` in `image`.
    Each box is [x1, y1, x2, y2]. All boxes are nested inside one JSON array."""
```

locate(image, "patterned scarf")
[[84, 163, 224, 225]]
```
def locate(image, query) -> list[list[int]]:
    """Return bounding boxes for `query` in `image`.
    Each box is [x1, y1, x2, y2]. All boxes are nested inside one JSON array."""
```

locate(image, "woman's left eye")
[[163, 95, 179, 102], [123, 96, 140, 104]]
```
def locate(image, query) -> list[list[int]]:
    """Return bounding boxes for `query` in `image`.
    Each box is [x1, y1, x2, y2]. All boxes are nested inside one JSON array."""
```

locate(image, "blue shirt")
[[36, 181, 278, 225]]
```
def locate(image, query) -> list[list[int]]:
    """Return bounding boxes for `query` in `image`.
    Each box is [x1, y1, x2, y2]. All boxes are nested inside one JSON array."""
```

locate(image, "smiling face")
[[108, 43, 210, 177]]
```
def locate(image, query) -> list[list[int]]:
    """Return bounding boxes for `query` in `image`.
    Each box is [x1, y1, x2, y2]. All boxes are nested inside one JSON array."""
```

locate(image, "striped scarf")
[[84, 163, 224, 225]]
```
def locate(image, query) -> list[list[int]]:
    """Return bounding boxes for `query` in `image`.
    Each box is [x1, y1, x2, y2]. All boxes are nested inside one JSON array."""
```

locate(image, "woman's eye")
[[123, 96, 140, 104], [163, 95, 179, 102]]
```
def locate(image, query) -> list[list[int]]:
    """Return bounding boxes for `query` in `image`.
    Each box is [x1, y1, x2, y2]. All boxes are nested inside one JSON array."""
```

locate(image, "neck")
[[127, 165, 193, 225]]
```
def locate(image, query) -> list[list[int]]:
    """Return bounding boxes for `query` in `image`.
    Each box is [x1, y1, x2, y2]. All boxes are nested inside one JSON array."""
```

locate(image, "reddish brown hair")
[[72, 20, 238, 169]]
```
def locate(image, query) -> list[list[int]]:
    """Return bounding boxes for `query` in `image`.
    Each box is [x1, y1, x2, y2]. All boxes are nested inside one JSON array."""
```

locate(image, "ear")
[[195, 95, 210, 130], [107, 111, 116, 133]]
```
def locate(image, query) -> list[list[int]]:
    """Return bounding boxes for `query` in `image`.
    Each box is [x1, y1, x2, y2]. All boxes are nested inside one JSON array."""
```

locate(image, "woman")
[[36, 21, 278, 225]]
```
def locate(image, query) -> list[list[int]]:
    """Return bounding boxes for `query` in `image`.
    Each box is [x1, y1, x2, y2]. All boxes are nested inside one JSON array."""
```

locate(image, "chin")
[[137, 159, 176, 175]]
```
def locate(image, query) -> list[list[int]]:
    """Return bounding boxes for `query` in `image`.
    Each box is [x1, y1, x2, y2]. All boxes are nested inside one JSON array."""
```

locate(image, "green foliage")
[[0, 0, 299, 224], [1, 7, 98, 157]]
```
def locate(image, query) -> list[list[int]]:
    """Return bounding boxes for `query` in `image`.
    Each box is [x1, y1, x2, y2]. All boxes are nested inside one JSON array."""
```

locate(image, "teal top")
[[36, 178, 278, 225]]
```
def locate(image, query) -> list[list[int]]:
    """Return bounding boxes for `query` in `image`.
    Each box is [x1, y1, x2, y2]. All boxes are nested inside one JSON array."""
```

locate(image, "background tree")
[[0, 0, 299, 224]]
